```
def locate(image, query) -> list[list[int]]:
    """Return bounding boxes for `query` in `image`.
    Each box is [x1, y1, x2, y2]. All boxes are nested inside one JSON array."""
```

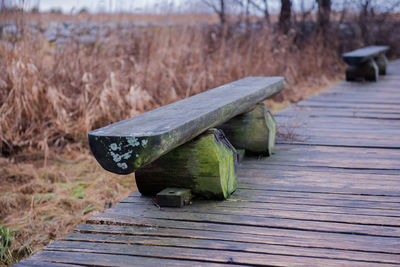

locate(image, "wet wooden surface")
[[15, 60, 400, 266]]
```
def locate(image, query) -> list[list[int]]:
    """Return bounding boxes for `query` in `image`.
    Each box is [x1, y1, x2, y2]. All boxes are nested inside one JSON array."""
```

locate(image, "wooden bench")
[[342, 45, 389, 82], [89, 77, 284, 202]]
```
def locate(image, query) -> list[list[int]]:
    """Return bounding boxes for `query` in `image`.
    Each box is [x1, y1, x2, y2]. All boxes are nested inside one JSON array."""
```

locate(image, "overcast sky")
[[36, 0, 187, 13], [21, 0, 400, 14]]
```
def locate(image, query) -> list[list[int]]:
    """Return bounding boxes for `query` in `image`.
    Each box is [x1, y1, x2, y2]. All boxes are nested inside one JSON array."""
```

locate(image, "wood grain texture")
[[15, 60, 400, 266]]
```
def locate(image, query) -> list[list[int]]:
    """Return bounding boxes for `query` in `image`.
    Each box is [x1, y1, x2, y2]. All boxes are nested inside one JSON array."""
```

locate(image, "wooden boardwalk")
[[16, 60, 400, 266]]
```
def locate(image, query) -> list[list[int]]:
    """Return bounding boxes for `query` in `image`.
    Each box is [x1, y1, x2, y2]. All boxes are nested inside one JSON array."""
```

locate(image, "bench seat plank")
[[342, 45, 389, 65], [88, 77, 284, 174]]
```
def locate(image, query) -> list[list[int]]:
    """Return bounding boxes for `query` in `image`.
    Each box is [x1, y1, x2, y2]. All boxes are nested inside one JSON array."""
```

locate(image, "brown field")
[[1, 10, 388, 265]]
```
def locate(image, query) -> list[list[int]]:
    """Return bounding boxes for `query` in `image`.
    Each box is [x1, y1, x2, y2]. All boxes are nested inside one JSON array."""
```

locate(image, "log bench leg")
[[346, 58, 379, 82], [218, 103, 276, 156], [135, 128, 237, 200], [375, 54, 388, 75]]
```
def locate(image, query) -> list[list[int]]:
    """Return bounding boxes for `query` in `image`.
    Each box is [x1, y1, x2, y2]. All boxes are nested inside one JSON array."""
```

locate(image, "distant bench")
[[342, 45, 389, 82], [89, 77, 284, 203]]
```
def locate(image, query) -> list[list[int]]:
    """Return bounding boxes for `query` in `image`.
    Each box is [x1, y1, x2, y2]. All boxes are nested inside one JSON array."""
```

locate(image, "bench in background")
[[89, 77, 284, 202], [342, 45, 389, 82]]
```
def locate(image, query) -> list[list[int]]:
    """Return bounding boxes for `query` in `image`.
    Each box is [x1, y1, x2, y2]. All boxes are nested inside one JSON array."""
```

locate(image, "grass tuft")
[[0, 226, 14, 266]]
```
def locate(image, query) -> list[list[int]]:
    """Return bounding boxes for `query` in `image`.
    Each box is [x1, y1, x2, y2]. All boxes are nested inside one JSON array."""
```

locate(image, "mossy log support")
[[342, 45, 389, 82], [345, 59, 379, 82], [135, 129, 237, 200], [218, 103, 276, 156], [375, 54, 389, 75]]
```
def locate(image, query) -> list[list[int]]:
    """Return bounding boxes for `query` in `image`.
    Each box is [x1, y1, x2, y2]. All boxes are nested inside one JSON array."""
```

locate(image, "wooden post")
[[375, 54, 388, 75], [345, 58, 379, 82], [135, 129, 237, 200], [218, 103, 276, 156]]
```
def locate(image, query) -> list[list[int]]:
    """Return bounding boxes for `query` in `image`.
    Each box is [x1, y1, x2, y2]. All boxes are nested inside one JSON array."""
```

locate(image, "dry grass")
[[0, 24, 344, 155], [0, 13, 349, 266], [0, 148, 136, 266]]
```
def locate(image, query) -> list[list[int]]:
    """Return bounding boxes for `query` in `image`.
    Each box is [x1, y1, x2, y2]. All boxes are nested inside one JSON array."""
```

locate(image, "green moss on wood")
[[135, 129, 237, 200], [218, 103, 276, 156]]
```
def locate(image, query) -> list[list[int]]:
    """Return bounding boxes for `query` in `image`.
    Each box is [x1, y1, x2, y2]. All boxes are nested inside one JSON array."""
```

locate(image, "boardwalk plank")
[[23, 250, 233, 267], [76, 223, 400, 255], [100, 208, 400, 238], [86, 213, 400, 254], [62, 232, 400, 264], [111, 201, 400, 226], [45, 241, 398, 266]]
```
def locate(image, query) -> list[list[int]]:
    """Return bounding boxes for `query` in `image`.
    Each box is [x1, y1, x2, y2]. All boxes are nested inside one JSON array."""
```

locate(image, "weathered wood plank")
[[126, 188, 400, 205], [86, 213, 400, 253], [276, 138, 400, 149], [21, 250, 232, 267], [12, 260, 81, 267], [89, 77, 284, 174], [75, 223, 400, 254], [277, 107, 400, 120], [296, 101, 400, 110], [101, 208, 400, 238], [45, 240, 398, 266], [112, 201, 400, 226], [125, 190, 400, 212], [236, 168, 400, 184], [239, 162, 400, 175], [244, 144, 400, 170], [63, 233, 400, 264], [125, 195, 400, 215], [237, 182, 400, 196], [123, 198, 400, 219]]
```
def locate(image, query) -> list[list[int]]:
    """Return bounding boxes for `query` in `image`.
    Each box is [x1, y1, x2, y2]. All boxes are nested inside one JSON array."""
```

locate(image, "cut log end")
[[88, 133, 162, 175]]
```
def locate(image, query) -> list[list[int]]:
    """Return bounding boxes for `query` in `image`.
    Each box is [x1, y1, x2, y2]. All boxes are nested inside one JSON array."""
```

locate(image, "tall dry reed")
[[0, 25, 343, 155]]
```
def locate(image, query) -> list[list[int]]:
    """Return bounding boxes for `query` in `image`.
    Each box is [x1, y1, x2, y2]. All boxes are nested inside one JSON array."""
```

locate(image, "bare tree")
[[249, 0, 271, 25], [1, 0, 5, 12], [296, 0, 315, 33], [232, 0, 252, 32], [279, 0, 291, 33], [202, 0, 226, 27], [316, 0, 331, 34], [338, 0, 348, 25]]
